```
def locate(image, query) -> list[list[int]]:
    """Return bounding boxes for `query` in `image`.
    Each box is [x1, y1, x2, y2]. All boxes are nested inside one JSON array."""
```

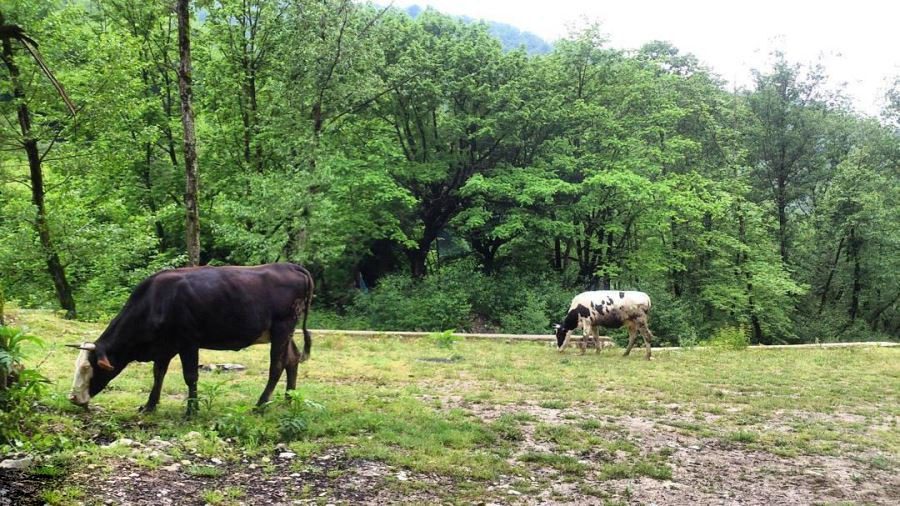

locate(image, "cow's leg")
[[179, 347, 200, 417], [578, 322, 591, 355], [140, 355, 173, 413], [257, 324, 293, 408], [593, 326, 603, 353], [284, 338, 301, 397], [623, 321, 638, 357], [637, 316, 654, 360], [559, 331, 571, 351]]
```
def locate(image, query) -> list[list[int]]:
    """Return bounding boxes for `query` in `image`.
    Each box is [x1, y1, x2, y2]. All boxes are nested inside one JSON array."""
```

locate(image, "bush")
[[349, 269, 472, 331], [347, 260, 575, 334], [429, 329, 458, 349], [707, 325, 750, 350], [0, 326, 48, 447], [643, 290, 700, 347]]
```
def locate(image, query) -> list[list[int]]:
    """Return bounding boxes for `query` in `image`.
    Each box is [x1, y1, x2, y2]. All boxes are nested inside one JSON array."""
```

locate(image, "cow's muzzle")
[[68, 393, 90, 407]]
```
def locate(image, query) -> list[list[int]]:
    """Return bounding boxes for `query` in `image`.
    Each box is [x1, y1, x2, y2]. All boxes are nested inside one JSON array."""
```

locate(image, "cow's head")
[[552, 323, 569, 350], [68, 342, 119, 407]]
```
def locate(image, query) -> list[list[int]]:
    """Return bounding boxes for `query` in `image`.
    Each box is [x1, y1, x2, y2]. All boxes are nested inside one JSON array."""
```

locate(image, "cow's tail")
[[299, 267, 314, 362]]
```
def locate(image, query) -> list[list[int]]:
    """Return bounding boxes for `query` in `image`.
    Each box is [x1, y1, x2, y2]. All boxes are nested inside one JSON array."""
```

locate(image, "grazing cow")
[[68, 263, 314, 415], [553, 291, 655, 360]]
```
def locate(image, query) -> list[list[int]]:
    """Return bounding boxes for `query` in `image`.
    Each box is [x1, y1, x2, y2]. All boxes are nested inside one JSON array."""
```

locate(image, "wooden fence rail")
[[309, 329, 898, 350]]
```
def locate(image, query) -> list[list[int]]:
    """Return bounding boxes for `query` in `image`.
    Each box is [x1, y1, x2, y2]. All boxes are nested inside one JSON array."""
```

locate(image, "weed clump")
[[0, 326, 48, 448]]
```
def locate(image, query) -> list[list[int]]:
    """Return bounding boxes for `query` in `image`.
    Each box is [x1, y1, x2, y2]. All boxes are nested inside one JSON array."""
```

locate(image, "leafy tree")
[[746, 52, 830, 265], [1, 7, 76, 318]]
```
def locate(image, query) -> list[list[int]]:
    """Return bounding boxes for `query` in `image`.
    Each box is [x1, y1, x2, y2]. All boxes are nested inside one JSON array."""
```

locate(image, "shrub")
[[643, 290, 700, 347], [707, 325, 750, 350], [0, 326, 48, 447], [349, 269, 472, 331], [429, 329, 458, 349]]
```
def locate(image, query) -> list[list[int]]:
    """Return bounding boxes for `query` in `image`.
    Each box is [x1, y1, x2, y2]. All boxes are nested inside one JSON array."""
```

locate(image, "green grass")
[[598, 460, 672, 481], [6, 308, 900, 502], [518, 451, 589, 475]]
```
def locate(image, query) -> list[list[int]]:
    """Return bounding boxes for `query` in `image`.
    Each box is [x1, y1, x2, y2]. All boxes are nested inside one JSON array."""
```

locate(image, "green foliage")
[[213, 405, 268, 445], [0, 326, 48, 447], [429, 329, 458, 349], [1, 1, 897, 342], [350, 271, 473, 332], [707, 326, 751, 350], [279, 390, 325, 442]]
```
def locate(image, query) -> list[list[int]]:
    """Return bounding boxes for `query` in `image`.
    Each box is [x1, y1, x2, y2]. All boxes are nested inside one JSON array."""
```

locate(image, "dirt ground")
[[5, 401, 897, 505]]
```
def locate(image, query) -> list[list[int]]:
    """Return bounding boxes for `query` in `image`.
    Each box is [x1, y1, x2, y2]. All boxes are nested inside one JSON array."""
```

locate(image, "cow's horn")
[[65, 343, 96, 351]]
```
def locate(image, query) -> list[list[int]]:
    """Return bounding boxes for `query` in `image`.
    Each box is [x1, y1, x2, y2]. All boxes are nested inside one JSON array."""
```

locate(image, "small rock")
[[183, 431, 202, 440], [211, 457, 223, 465], [249, 463, 258, 470], [689, 445, 701, 450], [149, 438, 172, 448], [0, 456, 34, 470], [180, 460, 192, 466], [396, 471, 409, 481], [162, 463, 181, 472], [116, 438, 135, 447], [261, 456, 271, 463], [278, 452, 296, 460], [507, 490, 522, 496]]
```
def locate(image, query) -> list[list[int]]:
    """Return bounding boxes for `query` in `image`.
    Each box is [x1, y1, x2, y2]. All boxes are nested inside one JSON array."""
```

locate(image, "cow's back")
[[569, 291, 651, 313], [102, 263, 312, 358]]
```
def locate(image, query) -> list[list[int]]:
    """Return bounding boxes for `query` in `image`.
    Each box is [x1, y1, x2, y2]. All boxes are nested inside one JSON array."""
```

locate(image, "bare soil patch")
[[55, 446, 448, 505], [0, 469, 56, 506], [435, 397, 900, 505]]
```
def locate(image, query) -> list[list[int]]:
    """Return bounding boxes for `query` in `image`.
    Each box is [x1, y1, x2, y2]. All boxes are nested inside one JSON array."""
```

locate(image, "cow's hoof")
[[138, 404, 157, 414]]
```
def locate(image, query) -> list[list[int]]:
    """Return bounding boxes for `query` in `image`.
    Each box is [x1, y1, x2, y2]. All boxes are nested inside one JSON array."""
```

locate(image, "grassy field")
[[2, 308, 899, 505]]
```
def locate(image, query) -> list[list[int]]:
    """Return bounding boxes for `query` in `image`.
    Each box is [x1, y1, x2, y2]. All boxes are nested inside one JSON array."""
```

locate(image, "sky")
[[390, 0, 900, 116]]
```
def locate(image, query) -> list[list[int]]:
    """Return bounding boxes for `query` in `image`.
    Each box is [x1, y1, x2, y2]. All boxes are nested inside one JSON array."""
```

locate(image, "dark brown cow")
[[68, 263, 314, 415]]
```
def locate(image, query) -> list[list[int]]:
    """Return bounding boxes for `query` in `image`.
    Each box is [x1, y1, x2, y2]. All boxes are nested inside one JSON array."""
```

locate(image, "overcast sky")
[[390, 0, 899, 116]]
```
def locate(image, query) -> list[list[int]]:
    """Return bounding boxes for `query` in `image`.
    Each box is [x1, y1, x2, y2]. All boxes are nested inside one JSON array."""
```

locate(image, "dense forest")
[[1, 1, 898, 344]]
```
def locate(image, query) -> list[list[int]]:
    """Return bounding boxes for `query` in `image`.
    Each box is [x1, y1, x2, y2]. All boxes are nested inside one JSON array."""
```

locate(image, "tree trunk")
[[847, 227, 862, 322], [176, 0, 201, 266], [868, 291, 899, 332], [407, 248, 428, 279], [737, 207, 764, 344], [817, 235, 845, 314], [775, 175, 789, 265], [2, 37, 77, 319]]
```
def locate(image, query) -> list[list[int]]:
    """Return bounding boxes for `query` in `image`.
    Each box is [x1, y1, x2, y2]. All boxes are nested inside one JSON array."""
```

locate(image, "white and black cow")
[[68, 263, 314, 415], [553, 290, 655, 360]]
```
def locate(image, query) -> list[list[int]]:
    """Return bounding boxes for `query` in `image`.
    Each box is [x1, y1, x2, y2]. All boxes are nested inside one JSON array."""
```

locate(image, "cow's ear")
[[97, 355, 115, 371]]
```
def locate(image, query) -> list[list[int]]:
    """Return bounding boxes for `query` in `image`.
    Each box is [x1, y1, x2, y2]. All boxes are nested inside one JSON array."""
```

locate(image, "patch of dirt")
[[0, 469, 56, 506], [48, 447, 447, 505], [430, 398, 900, 505]]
